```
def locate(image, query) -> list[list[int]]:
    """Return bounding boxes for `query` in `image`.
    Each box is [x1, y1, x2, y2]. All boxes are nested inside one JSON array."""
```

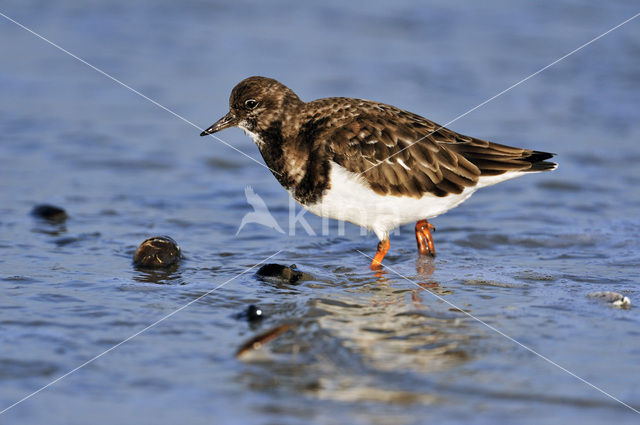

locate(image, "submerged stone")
[[234, 304, 264, 322], [256, 263, 303, 284], [133, 236, 181, 268], [31, 204, 68, 223]]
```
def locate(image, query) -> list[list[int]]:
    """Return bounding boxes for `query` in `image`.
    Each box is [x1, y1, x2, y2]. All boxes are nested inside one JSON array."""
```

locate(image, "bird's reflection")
[[410, 257, 442, 305], [238, 256, 473, 405], [371, 267, 387, 281], [372, 257, 444, 305], [415, 256, 436, 277]]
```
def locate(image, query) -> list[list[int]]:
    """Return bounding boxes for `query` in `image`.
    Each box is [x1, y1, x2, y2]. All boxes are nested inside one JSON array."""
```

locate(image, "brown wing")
[[323, 101, 555, 198]]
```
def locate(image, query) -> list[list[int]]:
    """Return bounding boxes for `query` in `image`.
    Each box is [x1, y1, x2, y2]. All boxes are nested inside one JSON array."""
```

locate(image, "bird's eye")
[[245, 99, 259, 109]]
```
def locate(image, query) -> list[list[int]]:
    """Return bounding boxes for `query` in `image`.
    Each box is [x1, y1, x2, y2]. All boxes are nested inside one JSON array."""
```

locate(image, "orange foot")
[[370, 239, 390, 269], [415, 220, 436, 257]]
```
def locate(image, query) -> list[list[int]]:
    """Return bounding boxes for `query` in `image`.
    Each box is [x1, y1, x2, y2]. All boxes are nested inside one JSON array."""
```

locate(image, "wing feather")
[[313, 98, 554, 198]]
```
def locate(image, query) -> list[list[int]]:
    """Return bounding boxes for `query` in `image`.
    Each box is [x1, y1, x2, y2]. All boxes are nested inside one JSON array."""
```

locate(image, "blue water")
[[1, 1, 639, 424]]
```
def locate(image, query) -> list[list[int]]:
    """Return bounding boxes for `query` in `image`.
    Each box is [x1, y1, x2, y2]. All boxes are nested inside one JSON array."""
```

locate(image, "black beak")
[[200, 112, 237, 136]]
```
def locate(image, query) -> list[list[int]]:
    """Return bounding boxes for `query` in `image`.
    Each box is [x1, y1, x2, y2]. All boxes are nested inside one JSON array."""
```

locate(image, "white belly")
[[303, 163, 523, 240]]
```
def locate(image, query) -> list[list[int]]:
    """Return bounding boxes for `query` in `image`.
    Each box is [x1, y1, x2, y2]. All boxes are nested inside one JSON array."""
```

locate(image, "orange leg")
[[370, 239, 390, 269], [415, 220, 436, 257]]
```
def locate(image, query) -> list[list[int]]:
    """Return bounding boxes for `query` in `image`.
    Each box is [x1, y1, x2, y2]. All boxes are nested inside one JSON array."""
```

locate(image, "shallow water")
[[1, 1, 640, 424]]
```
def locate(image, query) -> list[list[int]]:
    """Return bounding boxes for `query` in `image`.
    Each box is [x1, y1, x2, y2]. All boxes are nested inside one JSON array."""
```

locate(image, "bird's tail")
[[450, 141, 557, 176], [523, 151, 558, 172]]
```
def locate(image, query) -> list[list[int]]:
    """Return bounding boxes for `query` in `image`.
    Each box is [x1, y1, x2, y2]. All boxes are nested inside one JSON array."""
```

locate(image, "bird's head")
[[200, 76, 303, 139]]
